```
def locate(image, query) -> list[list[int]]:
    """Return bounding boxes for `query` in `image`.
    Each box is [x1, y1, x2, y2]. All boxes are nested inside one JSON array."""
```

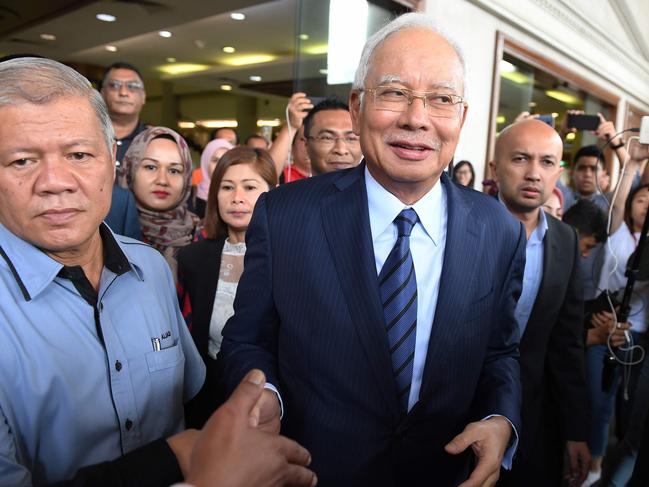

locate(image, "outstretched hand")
[[445, 416, 512, 487]]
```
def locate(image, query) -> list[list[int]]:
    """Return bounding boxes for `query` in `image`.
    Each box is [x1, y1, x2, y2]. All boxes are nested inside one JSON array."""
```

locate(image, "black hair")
[[563, 199, 607, 243], [452, 160, 475, 188], [303, 97, 350, 138], [210, 127, 240, 145], [245, 134, 269, 146], [574, 145, 604, 169], [624, 183, 649, 232], [101, 62, 144, 88]]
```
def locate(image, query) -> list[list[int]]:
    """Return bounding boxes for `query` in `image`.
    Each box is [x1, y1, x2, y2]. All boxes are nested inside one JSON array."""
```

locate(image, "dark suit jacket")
[[219, 164, 526, 486], [106, 185, 142, 240], [499, 214, 588, 487], [176, 237, 226, 427]]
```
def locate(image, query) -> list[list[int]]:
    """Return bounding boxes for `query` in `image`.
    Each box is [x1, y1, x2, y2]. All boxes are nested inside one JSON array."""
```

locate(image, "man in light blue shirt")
[[0, 58, 316, 487], [490, 119, 590, 487]]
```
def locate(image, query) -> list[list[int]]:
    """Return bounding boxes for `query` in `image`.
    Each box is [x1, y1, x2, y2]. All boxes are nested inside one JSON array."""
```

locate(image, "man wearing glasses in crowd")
[[303, 98, 363, 174], [100, 62, 148, 165], [220, 12, 525, 487]]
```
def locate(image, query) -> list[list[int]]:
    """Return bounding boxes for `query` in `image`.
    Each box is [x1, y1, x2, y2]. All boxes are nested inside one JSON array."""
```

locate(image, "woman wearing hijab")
[[117, 126, 198, 280], [194, 138, 234, 219]]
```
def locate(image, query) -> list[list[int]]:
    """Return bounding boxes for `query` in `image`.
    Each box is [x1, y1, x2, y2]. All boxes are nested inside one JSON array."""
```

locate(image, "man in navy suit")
[[220, 13, 525, 487]]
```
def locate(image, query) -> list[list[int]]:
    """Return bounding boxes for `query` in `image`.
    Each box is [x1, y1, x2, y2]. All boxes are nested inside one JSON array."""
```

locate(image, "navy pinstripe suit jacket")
[[220, 162, 526, 486]]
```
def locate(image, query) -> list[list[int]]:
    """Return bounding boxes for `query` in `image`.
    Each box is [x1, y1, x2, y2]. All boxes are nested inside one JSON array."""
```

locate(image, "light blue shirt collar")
[[365, 166, 443, 246], [0, 222, 143, 301], [496, 194, 548, 243]]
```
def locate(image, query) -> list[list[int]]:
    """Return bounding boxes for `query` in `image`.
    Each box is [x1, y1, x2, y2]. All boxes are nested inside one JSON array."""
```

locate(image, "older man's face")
[[0, 96, 114, 254], [350, 27, 467, 202]]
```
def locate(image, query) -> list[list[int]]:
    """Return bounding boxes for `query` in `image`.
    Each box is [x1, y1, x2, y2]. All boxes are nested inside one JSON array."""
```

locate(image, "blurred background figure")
[[542, 187, 564, 219], [118, 126, 199, 279], [177, 147, 277, 427], [194, 139, 235, 219], [245, 134, 270, 150], [452, 160, 475, 188]]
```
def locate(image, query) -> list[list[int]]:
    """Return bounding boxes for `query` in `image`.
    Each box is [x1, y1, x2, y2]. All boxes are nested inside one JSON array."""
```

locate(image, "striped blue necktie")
[[378, 208, 418, 412]]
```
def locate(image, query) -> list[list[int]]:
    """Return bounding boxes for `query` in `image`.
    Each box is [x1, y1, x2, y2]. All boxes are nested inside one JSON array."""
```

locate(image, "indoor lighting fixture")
[[96, 13, 116, 22], [166, 57, 177, 63], [159, 30, 172, 38], [299, 34, 309, 40], [319, 68, 328, 75], [222, 46, 236, 53], [496, 115, 506, 124], [551, 112, 559, 117], [528, 101, 537, 107], [303, 44, 328, 55], [230, 12, 246, 20], [105, 45, 118, 52], [158, 63, 209, 75], [501, 71, 530, 85], [196, 119, 238, 128], [178, 121, 196, 129], [220, 84, 233, 91], [222, 54, 276, 66], [566, 132, 576, 141], [249, 75, 262, 82], [257, 119, 281, 127], [40, 33, 56, 41], [499, 60, 517, 72], [545, 89, 580, 105]]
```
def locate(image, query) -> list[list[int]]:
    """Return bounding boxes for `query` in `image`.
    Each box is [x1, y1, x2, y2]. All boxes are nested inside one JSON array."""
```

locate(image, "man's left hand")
[[444, 416, 511, 487], [565, 441, 590, 487]]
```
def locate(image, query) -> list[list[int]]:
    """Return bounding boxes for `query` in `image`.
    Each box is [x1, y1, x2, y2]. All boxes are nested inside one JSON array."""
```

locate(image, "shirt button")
[[125, 419, 133, 431], [115, 360, 122, 372]]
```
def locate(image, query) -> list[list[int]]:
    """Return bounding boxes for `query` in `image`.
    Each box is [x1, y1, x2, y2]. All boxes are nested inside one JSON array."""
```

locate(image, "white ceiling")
[[0, 0, 329, 97]]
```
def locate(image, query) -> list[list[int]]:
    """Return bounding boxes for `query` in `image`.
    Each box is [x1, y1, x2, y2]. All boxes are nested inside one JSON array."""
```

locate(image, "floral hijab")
[[116, 126, 198, 278]]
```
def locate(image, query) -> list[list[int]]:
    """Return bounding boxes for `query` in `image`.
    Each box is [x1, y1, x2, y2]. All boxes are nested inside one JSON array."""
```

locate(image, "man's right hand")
[[186, 369, 317, 487]]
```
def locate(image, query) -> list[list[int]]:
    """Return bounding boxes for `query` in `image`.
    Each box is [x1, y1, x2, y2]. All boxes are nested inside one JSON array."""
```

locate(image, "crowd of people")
[[1, 11, 649, 487]]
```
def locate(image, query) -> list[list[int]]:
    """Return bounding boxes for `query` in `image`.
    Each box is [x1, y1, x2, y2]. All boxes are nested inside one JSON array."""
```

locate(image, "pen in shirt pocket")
[[151, 337, 161, 351]]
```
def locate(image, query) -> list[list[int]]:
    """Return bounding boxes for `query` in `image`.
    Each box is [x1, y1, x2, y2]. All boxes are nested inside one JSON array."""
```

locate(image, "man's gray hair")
[[0, 58, 115, 152], [353, 12, 468, 99]]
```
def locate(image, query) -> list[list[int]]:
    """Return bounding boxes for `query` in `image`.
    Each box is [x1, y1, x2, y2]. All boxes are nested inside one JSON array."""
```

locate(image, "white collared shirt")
[[365, 167, 447, 410]]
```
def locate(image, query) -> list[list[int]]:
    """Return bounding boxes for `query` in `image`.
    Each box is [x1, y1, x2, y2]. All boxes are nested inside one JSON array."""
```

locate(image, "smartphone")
[[536, 114, 555, 128], [302, 96, 326, 112], [567, 114, 600, 131]]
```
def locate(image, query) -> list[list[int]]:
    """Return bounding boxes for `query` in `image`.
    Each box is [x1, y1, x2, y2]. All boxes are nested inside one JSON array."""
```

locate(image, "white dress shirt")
[[365, 166, 446, 410]]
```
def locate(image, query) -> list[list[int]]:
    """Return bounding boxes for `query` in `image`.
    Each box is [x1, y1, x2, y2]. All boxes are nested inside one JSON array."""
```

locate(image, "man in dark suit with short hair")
[[490, 119, 590, 487], [220, 13, 526, 487]]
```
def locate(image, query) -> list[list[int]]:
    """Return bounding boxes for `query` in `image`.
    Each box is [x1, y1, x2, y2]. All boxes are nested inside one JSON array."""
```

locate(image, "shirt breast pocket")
[[145, 343, 185, 407]]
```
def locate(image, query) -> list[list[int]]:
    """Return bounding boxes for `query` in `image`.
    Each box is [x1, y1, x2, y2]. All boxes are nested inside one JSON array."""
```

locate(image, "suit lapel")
[[320, 163, 400, 416], [420, 175, 484, 399]]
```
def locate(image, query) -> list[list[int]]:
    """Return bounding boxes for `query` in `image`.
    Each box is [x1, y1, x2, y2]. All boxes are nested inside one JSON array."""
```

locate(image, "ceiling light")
[[319, 68, 328, 75], [501, 71, 530, 84], [158, 63, 210, 75], [178, 121, 196, 129], [303, 44, 328, 55], [528, 101, 537, 107], [196, 119, 238, 128], [257, 119, 281, 127], [496, 115, 506, 124], [230, 12, 246, 20], [545, 89, 580, 105], [40, 33, 56, 41], [159, 30, 172, 38], [249, 75, 262, 82], [222, 46, 236, 53], [166, 57, 176, 63], [551, 112, 559, 117], [299, 34, 309, 40], [195, 40, 206, 49], [96, 13, 116, 22], [566, 132, 576, 141], [222, 54, 276, 66], [220, 84, 233, 91], [105, 45, 118, 52]]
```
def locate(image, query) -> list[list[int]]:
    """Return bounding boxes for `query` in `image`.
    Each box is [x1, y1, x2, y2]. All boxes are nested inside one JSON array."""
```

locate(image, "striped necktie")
[[378, 208, 418, 412]]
